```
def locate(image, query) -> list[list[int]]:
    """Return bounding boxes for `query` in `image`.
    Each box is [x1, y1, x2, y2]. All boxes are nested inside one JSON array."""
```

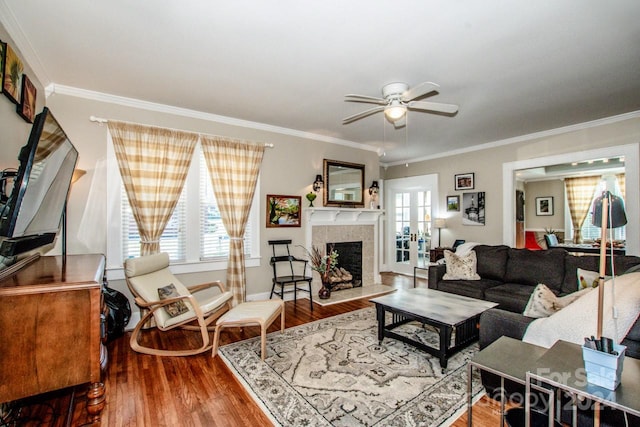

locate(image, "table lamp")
[[434, 218, 446, 248]]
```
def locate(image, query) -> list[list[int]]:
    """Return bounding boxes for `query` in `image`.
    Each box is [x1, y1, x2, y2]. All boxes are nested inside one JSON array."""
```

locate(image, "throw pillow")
[[523, 283, 592, 318], [577, 268, 610, 290], [443, 250, 481, 280], [158, 283, 189, 317]]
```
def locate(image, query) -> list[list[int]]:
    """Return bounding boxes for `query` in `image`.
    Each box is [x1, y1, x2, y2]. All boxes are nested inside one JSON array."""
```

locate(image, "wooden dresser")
[[0, 254, 107, 422]]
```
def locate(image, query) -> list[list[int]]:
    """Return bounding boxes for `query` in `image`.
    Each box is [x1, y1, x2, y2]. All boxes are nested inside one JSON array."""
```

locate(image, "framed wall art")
[[446, 195, 460, 211], [462, 191, 485, 226], [454, 173, 474, 191], [536, 196, 554, 216], [0, 40, 6, 94], [18, 74, 36, 123], [266, 194, 301, 227], [2, 43, 23, 104]]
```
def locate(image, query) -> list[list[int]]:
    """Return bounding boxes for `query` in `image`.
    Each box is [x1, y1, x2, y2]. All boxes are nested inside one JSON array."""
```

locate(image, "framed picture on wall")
[[446, 195, 460, 211], [0, 41, 6, 94], [462, 192, 485, 226], [536, 196, 554, 216], [266, 195, 301, 227], [17, 74, 36, 123], [2, 43, 23, 104], [454, 173, 474, 190]]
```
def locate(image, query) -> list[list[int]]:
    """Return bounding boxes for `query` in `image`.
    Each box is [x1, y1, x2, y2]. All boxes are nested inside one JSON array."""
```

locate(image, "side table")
[[525, 340, 640, 427], [467, 336, 548, 427], [413, 265, 435, 287], [429, 247, 452, 262]]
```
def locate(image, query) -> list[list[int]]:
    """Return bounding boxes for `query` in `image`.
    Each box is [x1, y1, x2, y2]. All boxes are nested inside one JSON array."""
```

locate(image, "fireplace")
[[305, 207, 384, 294], [326, 241, 362, 291]]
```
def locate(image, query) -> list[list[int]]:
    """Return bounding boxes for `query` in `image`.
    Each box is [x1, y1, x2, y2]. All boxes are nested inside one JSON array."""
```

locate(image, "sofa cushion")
[[505, 248, 566, 291], [484, 283, 540, 313], [615, 255, 640, 275], [562, 255, 599, 294], [436, 279, 501, 300], [623, 314, 640, 359], [474, 245, 509, 281], [562, 255, 640, 294]]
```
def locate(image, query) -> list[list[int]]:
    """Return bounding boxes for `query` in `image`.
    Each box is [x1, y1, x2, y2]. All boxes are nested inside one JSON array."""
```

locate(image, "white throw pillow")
[[577, 268, 610, 290], [523, 283, 592, 318], [443, 250, 480, 280]]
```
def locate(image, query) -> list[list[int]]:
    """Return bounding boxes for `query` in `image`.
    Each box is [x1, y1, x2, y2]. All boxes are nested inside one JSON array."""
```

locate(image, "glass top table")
[[526, 340, 640, 423]]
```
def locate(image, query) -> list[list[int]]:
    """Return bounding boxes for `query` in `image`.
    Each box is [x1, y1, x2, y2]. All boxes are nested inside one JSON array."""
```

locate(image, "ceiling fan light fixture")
[[384, 102, 406, 121]]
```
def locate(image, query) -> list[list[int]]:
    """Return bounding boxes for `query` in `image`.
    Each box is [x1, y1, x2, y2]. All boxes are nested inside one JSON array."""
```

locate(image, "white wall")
[[0, 24, 46, 172], [524, 179, 565, 231], [43, 93, 381, 306], [383, 115, 640, 253]]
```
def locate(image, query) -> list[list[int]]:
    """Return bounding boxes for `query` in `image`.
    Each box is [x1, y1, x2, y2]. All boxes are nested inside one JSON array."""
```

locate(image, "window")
[[108, 138, 259, 274], [576, 176, 626, 242]]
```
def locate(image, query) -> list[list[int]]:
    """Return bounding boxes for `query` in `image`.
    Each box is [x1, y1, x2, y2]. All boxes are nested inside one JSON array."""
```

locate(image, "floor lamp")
[[591, 191, 627, 339]]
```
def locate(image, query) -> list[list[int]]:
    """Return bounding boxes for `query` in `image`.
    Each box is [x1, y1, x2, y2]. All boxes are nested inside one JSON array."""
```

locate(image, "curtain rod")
[[89, 115, 275, 148]]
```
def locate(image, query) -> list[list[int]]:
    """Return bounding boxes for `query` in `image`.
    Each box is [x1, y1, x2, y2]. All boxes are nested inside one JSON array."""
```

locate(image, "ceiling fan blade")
[[408, 100, 459, 114], [344, 94, 387, 105], [401, 82, 440, 102], [342, 106, 385, 124]]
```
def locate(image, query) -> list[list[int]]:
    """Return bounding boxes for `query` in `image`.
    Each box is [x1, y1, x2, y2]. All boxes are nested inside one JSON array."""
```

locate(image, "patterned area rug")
[[219, 308, 484, 426]]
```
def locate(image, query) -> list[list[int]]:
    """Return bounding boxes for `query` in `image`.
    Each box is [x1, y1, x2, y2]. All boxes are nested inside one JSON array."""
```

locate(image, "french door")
[[385, 175, 438, 275]]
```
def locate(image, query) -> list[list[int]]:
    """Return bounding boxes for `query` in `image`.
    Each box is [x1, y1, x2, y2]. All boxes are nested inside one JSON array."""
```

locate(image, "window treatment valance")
[[108, 120, 266, 305]]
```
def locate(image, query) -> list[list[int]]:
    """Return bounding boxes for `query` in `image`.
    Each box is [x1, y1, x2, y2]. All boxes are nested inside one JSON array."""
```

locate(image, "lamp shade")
[[384, 101, 407, 121], [592, 191, 627, 228], [434, 218, 446, 228]]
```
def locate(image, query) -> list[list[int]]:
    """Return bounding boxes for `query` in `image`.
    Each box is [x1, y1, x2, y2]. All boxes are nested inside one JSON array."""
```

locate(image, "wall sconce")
[[312, 174, 323, 192], [368, 181, 379, 209], [368, 181, 379, 196], [434, 218, 446, 248]]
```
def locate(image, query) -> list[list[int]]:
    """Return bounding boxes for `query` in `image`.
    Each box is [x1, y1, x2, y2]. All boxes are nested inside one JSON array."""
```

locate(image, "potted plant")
[[302, 245, 338, 299]]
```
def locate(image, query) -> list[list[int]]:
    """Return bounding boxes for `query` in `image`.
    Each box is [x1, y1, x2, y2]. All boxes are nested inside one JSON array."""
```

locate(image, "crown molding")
[[46, 84, 379, 154], [381, 110, 640, 167]]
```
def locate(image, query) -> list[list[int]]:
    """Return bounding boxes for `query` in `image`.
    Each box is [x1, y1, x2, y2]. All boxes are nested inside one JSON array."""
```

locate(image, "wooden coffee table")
[[371, 288, 497, 371]]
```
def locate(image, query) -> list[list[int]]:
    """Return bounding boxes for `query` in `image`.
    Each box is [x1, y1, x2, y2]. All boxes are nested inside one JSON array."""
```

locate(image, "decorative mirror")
[[323, 159, 365, 207]]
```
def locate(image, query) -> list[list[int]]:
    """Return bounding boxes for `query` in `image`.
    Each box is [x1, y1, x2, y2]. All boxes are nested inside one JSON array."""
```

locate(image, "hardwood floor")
[[3, 273, 506, 426]]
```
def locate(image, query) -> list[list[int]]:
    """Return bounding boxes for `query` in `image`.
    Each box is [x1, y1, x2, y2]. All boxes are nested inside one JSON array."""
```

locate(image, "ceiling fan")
[[342, 81, 458, 125]]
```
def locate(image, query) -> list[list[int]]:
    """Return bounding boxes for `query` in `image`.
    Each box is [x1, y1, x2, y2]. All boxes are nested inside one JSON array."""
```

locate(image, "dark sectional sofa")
[[428, 244, 640, 426], [428, 244, 640, 313]]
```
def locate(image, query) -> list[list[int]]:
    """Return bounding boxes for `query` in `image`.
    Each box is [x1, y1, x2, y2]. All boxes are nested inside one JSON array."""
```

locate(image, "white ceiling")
[[3, 1, 640, 164]]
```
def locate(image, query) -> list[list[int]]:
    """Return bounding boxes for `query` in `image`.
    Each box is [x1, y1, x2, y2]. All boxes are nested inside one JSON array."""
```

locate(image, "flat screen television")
[[0, 107, 78, 259]]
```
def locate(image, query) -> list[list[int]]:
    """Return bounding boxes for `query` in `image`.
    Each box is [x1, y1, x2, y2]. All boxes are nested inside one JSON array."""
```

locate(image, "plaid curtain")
[[200, 136, 265, 306], [109, 121, 198, 255], [565, 175, 600, 243]]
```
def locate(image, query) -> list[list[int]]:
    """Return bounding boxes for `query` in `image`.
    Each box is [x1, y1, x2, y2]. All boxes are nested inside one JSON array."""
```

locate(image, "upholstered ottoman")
[[212, 299, 285, 360]]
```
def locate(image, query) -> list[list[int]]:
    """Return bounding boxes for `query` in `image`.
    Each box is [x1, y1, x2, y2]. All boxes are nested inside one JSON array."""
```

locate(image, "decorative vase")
[[306, 192, 317, 207], [318, 281, 331, 299]]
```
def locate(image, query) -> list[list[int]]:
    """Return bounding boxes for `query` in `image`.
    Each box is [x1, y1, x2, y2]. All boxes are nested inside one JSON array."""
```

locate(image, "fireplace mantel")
[[305, 207, 384, 225]]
